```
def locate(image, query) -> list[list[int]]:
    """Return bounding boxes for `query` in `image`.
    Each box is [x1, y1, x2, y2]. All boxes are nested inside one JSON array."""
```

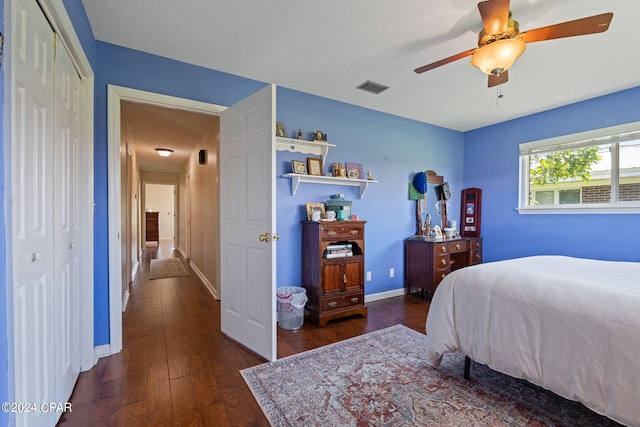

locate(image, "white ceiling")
[[83, 0, 640, 132], [121, 101, 216, 173]]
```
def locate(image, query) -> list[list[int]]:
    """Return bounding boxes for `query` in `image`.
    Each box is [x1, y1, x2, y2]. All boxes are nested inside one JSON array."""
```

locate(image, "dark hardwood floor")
[[58, 240, 430, 426]]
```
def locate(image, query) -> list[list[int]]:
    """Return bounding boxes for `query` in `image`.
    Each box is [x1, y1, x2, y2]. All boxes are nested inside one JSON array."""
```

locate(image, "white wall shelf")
[[276, 137, 335, 163], [282, 173, 377, 199]]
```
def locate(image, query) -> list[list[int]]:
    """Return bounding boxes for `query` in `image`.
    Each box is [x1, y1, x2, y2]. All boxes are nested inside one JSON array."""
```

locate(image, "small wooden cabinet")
[[301, 221, 368, 327], [145, 212, 159, 243], [404, 236, 482, 296]]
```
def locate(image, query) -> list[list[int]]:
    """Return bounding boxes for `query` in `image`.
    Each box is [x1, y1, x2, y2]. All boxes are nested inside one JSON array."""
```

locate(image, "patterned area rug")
[[241, 325, 620, 427], [149, 258, 189, 280]]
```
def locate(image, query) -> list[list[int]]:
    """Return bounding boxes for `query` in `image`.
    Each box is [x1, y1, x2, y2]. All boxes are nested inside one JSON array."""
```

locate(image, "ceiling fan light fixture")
[[155, 148, 174, 157], [470, 38, 526, 75]]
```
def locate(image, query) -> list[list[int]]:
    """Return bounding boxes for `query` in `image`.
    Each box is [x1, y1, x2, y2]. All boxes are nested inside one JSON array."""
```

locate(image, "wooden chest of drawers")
[[404, 236, 482, 296], [145, 212, 159, 243], [301, 221, 368, 327]]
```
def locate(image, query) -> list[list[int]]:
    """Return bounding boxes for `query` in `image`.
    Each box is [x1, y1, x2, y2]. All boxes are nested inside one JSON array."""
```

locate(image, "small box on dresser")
[[301, 220, 368, 327]]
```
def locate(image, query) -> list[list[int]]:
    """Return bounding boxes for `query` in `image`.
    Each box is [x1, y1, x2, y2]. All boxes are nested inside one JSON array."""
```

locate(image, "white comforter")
[[425, 256, 640, 427]]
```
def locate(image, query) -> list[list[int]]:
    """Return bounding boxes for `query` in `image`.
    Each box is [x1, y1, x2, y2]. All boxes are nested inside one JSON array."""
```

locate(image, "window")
[[519, 122, 640, 214]]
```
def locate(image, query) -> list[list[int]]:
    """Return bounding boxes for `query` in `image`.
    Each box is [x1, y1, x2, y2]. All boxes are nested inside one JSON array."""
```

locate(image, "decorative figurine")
[[297, 129, 303, 139], [367, 170, 373, 180], [332, 162, 346, 177]]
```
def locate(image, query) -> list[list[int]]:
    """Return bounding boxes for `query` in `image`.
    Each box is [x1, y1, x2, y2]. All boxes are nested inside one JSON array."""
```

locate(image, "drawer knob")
[[441, 258, 447, 266], [475, 242, 480, 247], [440, 246, 447, 253], [476, 253, 481, 259], [441, 273, 446, 279], [328, 301, 337, 308], [350, 230, 358, 235], [328, 230, 336, 236], [455, 243, 461, 250], [350, 297, 359, 303]]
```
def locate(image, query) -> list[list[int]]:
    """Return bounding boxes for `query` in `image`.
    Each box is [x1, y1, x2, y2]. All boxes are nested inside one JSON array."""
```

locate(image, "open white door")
[[220, 84, 277, 361]]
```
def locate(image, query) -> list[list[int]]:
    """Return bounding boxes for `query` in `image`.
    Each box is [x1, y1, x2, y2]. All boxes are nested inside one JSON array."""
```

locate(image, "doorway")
[[144, 183, 176, 244], [107, 86, 226, 353]]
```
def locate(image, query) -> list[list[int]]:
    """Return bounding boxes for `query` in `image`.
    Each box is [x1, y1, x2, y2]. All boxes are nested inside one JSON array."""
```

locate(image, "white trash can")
[[276, 286, 308, 330]]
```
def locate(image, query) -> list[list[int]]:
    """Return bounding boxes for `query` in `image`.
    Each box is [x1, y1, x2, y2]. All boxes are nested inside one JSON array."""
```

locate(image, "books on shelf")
[[324, 243, 354, 258]]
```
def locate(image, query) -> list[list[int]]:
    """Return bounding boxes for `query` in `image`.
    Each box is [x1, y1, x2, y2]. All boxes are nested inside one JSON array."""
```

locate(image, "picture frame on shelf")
[[291, 160, 307, 175], [276, 121, 287, 137], [307, 157, 323, 176], [345, 162, 363, 179], [306, 202, 325, 221]]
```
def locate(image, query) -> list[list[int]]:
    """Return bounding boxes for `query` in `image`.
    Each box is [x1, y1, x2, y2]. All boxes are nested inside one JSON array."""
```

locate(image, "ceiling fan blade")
[[414, 48, 477, 74], [478, 0, 510, 35], [520, 12, 613, 43], [488, 71, 508, 87]]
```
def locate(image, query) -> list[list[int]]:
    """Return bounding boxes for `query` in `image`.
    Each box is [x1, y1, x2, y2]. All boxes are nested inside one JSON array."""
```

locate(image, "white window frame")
[[518, 121, 640, 214]]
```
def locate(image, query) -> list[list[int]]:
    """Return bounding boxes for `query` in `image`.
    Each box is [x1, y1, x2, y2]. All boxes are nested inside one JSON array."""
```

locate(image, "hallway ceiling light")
[[155, 148, 174, 157]]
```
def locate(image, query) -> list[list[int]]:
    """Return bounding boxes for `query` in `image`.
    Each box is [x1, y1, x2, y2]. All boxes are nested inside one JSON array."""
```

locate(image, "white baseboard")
[[364, 287, 407, 303], [94, 344, 111, 360], [190, 261, 219, 300], [177, 247, 187, 259], [122, 289, 130, 312], [131, 260, 139, 282]]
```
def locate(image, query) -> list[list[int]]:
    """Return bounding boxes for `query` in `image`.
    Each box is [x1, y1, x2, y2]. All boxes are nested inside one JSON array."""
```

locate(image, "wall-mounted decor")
[[292, 160, 307, 174], [345, 162, 363, 179], [276, 121, 287, 137], [307, 157, 323, 176]]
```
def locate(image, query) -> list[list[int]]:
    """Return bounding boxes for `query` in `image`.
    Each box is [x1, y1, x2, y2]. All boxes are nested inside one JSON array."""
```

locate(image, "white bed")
[[425, 256, 640, 427]]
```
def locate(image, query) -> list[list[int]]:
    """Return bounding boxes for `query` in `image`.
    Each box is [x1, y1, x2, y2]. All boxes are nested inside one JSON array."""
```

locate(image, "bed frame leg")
[[464, 356, 471, 380]]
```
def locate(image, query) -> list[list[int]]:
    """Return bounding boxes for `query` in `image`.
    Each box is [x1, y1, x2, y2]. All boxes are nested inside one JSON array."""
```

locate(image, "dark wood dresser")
[[404, 236, 482, 296], [145, 212, 159, 243], [301, 221, 368, 327]]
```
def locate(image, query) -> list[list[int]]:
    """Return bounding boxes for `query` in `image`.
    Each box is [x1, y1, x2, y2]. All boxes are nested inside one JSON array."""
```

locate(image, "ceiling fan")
[[414, 0, 613, 87]]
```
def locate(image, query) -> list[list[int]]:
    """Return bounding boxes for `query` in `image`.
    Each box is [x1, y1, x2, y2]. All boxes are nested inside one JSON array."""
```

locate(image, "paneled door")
[[53, 34, 82, 404], [11, 0, 57, 425], [220, 84, 277, 361]]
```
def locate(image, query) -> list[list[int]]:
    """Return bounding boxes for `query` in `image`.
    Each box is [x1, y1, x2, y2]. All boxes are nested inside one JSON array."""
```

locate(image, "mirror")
[[414, 170, 444, 236], [426, 170, 445, 231]]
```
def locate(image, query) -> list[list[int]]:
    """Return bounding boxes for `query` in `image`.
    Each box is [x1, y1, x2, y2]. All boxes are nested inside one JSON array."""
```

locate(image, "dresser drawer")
[[321, 292, 363, 311], [321, 225, 363, 240], [433, 267, 450, 287], [448, 240, 468, 253]]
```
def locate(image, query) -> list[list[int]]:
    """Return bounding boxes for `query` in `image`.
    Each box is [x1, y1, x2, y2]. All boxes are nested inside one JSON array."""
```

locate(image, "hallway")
[[59, 241, 429, 426], [60, 241, 267, 426]]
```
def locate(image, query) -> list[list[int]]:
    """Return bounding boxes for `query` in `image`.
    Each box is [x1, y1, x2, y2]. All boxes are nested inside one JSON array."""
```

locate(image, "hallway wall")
[[184, 118, 220, 297]]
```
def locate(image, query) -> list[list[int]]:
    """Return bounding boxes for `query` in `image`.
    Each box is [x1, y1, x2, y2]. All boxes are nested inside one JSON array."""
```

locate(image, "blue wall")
[[464, 87, 640, 263], [275, 88, 464, 294], [93, 43, 465, 344]]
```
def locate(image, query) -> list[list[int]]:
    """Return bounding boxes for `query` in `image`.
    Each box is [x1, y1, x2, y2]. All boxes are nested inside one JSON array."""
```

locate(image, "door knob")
[[259, 233, 271, 242]]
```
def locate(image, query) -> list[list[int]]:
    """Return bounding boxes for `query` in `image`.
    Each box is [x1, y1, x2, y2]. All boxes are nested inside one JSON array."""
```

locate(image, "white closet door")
[[11, 0, 57, 425], [53, 35, 82, 404]]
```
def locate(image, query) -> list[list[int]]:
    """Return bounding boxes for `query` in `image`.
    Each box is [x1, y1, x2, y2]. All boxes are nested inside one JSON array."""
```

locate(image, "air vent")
[[356, 80, 389, 95]]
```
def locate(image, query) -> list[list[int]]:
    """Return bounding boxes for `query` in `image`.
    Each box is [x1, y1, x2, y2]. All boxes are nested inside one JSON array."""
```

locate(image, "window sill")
[[517, 204, 640, 215]]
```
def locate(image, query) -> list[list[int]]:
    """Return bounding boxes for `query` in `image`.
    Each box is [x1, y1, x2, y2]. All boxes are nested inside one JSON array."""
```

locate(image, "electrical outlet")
[[366, 271, 372, 281], [389, 268, 395, 278]]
